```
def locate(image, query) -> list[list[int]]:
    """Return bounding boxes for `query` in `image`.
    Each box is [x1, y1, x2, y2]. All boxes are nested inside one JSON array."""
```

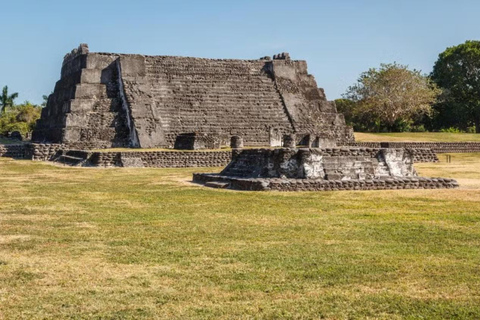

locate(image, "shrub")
[[439, 127, 463, 133], [0, 102, 41, 136]]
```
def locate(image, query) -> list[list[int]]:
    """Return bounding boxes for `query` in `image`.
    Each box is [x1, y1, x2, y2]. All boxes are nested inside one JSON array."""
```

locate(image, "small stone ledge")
[[88, 150, 232, 167], [193, 173, 459, 191]]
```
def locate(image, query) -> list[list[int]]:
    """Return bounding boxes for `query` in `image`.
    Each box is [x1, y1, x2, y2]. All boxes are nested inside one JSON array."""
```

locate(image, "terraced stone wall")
[[88, 150, 232, 168], [193, 173, 459, 191], [347, 142, 480, 154], [32, 44, 354, 149], [32, 44, 130, 147], [120, 55, 294, 148], [0, 144, 27, 158], [28, 144, 66, 161]]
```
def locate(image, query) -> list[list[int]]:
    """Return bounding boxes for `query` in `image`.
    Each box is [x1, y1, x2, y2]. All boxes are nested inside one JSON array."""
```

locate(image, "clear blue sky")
[[1, 0, 478, 104]]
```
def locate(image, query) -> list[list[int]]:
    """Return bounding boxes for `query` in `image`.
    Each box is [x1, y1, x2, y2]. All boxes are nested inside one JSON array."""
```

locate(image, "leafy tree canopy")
[[0, 86, 19, 114], [343, 63, 440, 132], [0, 101, 42, 136], [431, 40, 480, 133]]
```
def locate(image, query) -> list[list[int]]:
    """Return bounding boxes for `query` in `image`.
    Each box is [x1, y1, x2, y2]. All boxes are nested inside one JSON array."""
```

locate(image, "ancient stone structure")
[[0, 144, 27, 159], [347, 142, 480, 154], [230, 136, 244, 149], [193, 147, 458, 191], [88, 150, 231, 168], [4, 42, 462, 191], [174, 133, 221, 150], [32, 44, 354, 149]]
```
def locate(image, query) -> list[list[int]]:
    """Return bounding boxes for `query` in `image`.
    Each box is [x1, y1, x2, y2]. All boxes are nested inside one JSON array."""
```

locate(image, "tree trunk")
[[476, 117, 480, 133]]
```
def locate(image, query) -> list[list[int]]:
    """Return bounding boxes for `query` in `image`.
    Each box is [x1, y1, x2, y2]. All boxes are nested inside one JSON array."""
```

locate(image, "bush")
[[411, 125, 427, 132], [0, 102, 41, 136], [439, 127, 463, 133], [467, 126, 477, 133]]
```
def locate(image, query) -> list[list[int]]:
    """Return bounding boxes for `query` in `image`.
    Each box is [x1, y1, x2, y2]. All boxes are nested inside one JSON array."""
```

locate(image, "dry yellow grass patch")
[[1, 155, 480, 318]]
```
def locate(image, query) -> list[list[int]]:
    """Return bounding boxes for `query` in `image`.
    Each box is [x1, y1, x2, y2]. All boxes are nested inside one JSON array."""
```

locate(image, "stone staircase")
[[144, 57, 292, 147], [33, 50, 129, 148], [221, 150, 269, 178], [54, 150, 91, 166], [63, 72, 129, 147]]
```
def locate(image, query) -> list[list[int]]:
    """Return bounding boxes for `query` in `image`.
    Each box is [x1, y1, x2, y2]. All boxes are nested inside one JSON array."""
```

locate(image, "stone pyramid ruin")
[[32, 44, 354, 149], [30, 44, 458, 191]]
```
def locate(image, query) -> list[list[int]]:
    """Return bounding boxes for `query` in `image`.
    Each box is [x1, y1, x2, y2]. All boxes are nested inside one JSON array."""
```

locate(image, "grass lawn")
[[355, 132, 480, 142], [1, 155, 480, 319]]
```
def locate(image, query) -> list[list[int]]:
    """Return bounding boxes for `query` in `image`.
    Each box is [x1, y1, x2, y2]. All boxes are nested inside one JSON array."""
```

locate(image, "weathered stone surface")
[[194, 147, 458, 191], [283, 134, 296, 148], [220, 148, 416, 180], [120, 156, 145, 168], [230, 136, 244, 149], [32, 44, 354, 149], [174, 133, 221, 150], [193, 173, 459, 192], [88, 150, 231, 168]]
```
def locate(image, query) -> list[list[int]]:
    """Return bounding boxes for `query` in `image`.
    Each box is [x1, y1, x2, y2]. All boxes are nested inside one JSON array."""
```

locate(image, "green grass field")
[[355, 132, 480, 142], [1, 155, 480, 319]]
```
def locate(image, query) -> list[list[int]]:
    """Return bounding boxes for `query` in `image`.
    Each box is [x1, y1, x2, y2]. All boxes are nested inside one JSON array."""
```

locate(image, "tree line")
[[336, 40, 480, 133], [0, 85, 44, 138]]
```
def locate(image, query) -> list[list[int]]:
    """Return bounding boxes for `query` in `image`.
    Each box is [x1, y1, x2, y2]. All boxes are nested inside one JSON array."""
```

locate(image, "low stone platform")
[[193, 147, 458, 191], [193, 173, 459, 191]]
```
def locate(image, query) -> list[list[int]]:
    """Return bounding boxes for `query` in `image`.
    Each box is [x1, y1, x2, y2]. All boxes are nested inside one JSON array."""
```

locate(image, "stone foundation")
[[0, 144, 27, 159], [27, 143, 66, 161], [88, 150, 231, 168], [193, 173, 459, 191], [193, 147, 458, 191], [347, 142, 480, 154], [410, 148, 439, 162]]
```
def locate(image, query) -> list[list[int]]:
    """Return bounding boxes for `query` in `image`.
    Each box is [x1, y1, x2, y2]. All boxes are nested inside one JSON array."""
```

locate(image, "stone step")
[[63, 126, 118, 142], [80, 69, 103, 84], [205, 181, 230, 189], [56, 155, 86, 166], [75, 84, 109, 99], [65, 112, 118, 127], [68, 98, 118, 112]]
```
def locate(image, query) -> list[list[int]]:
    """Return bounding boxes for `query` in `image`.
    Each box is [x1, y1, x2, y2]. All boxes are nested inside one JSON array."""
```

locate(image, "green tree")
[[41, 94, 50, 107], [0, 86, 19, 114], [344, 63, 440, 132], [0, 101, 42, 136], [431, 41, 480, 133], [334, 99, 356, 126]]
